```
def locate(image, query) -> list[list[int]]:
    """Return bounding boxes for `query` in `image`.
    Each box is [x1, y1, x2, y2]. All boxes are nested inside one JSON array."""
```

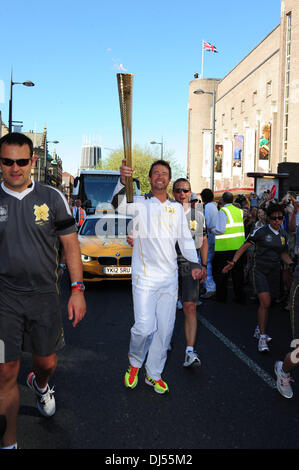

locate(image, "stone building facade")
[[187, 0, 299, 198]]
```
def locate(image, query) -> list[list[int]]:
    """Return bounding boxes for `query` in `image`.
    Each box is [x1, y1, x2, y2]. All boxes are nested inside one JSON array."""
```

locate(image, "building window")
[[231, 107, 235, 120], [282, 13, 291, 161], [266, 80, 272, 97], [221, 113, 225, 125], [252, 91, 257, 106], [241, 99, 245, 113]]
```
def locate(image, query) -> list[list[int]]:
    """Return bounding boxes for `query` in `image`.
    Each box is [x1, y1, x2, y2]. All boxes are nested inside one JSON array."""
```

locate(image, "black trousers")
[[212, 250, 246, 302]]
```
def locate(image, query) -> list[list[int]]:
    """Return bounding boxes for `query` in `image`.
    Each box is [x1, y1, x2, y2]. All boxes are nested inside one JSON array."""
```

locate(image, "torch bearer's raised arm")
[[117, 73, 133, 203]]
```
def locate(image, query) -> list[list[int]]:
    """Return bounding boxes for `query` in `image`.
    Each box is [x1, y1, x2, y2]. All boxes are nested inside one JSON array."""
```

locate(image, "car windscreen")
[[80, 216, 132, 238], [81, 175, 119, 207]]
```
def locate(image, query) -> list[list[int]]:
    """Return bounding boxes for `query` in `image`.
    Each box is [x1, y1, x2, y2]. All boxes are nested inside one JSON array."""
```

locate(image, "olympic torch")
[[117, 73, 134, 203]]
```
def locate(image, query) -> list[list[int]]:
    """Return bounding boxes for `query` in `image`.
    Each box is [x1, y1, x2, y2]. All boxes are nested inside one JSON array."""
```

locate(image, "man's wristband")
[[71, 281, 85, 292], [72, 286, 85, 292], [202, 264, 207, 268]]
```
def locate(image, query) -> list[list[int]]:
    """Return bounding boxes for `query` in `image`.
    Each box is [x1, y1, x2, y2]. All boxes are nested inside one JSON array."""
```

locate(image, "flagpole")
[[201, 40, 204, 78]]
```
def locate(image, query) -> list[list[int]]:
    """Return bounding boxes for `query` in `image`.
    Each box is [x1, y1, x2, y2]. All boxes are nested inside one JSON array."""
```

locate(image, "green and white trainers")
[[145, 375, 169, 394], [124, 366, 139, 389]]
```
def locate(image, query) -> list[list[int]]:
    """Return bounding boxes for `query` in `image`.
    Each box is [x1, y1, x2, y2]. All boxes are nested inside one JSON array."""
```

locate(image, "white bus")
[[72, 170, 140, 214]]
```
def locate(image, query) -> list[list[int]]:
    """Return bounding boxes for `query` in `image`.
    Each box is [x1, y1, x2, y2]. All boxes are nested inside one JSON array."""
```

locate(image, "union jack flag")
[[203, 41, 218, 53]]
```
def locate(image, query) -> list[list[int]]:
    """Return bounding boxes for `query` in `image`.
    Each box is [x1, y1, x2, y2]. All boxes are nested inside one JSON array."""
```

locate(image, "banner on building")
[[244, 128, 255, 173], [222, 139, 232, 178], [258, 123, 271, 171], [215, 144, 223, 173], [233, 135, 243, 168]]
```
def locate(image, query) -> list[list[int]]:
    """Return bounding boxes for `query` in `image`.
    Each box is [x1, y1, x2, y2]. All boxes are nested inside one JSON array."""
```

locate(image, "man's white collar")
[[268, 224, 279, 235], [1, 181, 35, 200]]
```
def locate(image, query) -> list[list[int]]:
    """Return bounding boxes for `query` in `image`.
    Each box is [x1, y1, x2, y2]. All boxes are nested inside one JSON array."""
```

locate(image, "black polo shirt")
[[246, 224, 288, 270], [0, 181, 76, 293]]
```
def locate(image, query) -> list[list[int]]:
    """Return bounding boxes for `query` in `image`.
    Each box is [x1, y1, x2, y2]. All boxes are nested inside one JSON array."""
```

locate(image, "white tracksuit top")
[[112, 180, 200, 282]]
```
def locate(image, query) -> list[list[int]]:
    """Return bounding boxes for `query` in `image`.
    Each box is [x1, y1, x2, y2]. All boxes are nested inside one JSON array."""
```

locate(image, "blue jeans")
[[203, 234, 216, 292]]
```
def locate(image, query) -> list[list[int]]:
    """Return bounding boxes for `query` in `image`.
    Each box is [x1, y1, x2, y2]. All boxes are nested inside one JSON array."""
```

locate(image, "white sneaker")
[[253, 326, 272, 342], [258, 336, 269, 353], [275, 361, 294, 399], [253, 325, 260, 339], [183, 351, 201, 367], [26, 372, 56, 417]]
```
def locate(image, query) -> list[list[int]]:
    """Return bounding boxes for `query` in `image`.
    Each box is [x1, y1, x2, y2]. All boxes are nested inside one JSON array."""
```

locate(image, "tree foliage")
[[97, 145, 185, 194]]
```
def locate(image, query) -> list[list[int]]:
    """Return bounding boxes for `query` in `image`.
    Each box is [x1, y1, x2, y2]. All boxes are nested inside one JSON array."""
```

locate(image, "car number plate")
[[103, 266, 131, 275]]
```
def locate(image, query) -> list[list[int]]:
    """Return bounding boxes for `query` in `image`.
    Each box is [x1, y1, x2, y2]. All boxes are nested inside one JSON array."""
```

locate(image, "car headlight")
[[81, 254, 93, 263]]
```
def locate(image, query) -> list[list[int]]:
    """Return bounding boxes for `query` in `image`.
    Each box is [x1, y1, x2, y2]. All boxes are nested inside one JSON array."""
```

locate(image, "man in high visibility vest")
[[211, 192, 246, 303], [72, 199, 86, 230]]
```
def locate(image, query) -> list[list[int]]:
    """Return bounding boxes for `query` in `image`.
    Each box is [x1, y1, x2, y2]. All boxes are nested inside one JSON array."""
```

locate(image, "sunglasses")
[[0, 157, 32, 167], [173, 188, 191, 193], [269, 215, 284, 221]]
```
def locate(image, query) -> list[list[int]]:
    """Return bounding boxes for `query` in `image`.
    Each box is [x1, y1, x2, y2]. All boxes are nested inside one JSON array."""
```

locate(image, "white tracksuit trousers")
[[129, 275, 178, 380]]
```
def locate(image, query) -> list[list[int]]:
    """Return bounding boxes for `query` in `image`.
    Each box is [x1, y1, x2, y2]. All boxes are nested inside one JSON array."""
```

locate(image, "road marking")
[[198, 314, 277, 390]]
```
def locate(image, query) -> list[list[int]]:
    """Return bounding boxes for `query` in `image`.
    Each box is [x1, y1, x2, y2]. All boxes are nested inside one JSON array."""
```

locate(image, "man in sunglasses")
[[172, 178, 208, 367], [0, 133, 86, 449], [222, 203, 293, 353]]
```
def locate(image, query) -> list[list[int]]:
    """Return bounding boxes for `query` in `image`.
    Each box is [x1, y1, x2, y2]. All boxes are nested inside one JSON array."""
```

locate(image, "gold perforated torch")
[[117, 73, 134, 203]]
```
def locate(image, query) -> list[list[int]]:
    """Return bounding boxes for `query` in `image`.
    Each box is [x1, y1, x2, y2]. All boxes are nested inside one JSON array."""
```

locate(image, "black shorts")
[[290, 266, 299, 340], [178, 258, 199, 303], [252, 263, 280, 298], [0, 286, 65, 363]]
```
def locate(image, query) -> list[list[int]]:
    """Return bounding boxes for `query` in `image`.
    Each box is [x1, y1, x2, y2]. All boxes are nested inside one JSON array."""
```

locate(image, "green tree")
[[97, 144, 185, 194]]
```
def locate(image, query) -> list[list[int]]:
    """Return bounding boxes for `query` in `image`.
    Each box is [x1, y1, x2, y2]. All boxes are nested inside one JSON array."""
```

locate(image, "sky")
[[0, 0, 282, 177]]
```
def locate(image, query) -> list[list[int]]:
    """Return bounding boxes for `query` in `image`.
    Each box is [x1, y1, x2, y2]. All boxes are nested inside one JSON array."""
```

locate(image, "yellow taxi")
[[78, 209, 133, 282]]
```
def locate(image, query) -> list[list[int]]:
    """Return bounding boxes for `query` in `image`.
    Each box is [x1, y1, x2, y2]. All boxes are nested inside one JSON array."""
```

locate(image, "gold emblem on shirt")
[[164, 206, 175, 214], [34, 204, 50, 224], [280, 236, 285, 245], [190, 220, 197, 231]]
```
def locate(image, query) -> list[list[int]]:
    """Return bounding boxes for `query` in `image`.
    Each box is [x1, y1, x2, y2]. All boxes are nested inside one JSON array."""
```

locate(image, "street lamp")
[[8, 70, 35, 133], [194, 88, 216, 191], [150, 138, 164, 160], [44, 140, 59, 183]]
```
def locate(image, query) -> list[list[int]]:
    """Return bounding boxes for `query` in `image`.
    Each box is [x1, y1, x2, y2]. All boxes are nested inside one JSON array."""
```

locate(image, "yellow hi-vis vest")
[[214, 204, 245, 251]]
